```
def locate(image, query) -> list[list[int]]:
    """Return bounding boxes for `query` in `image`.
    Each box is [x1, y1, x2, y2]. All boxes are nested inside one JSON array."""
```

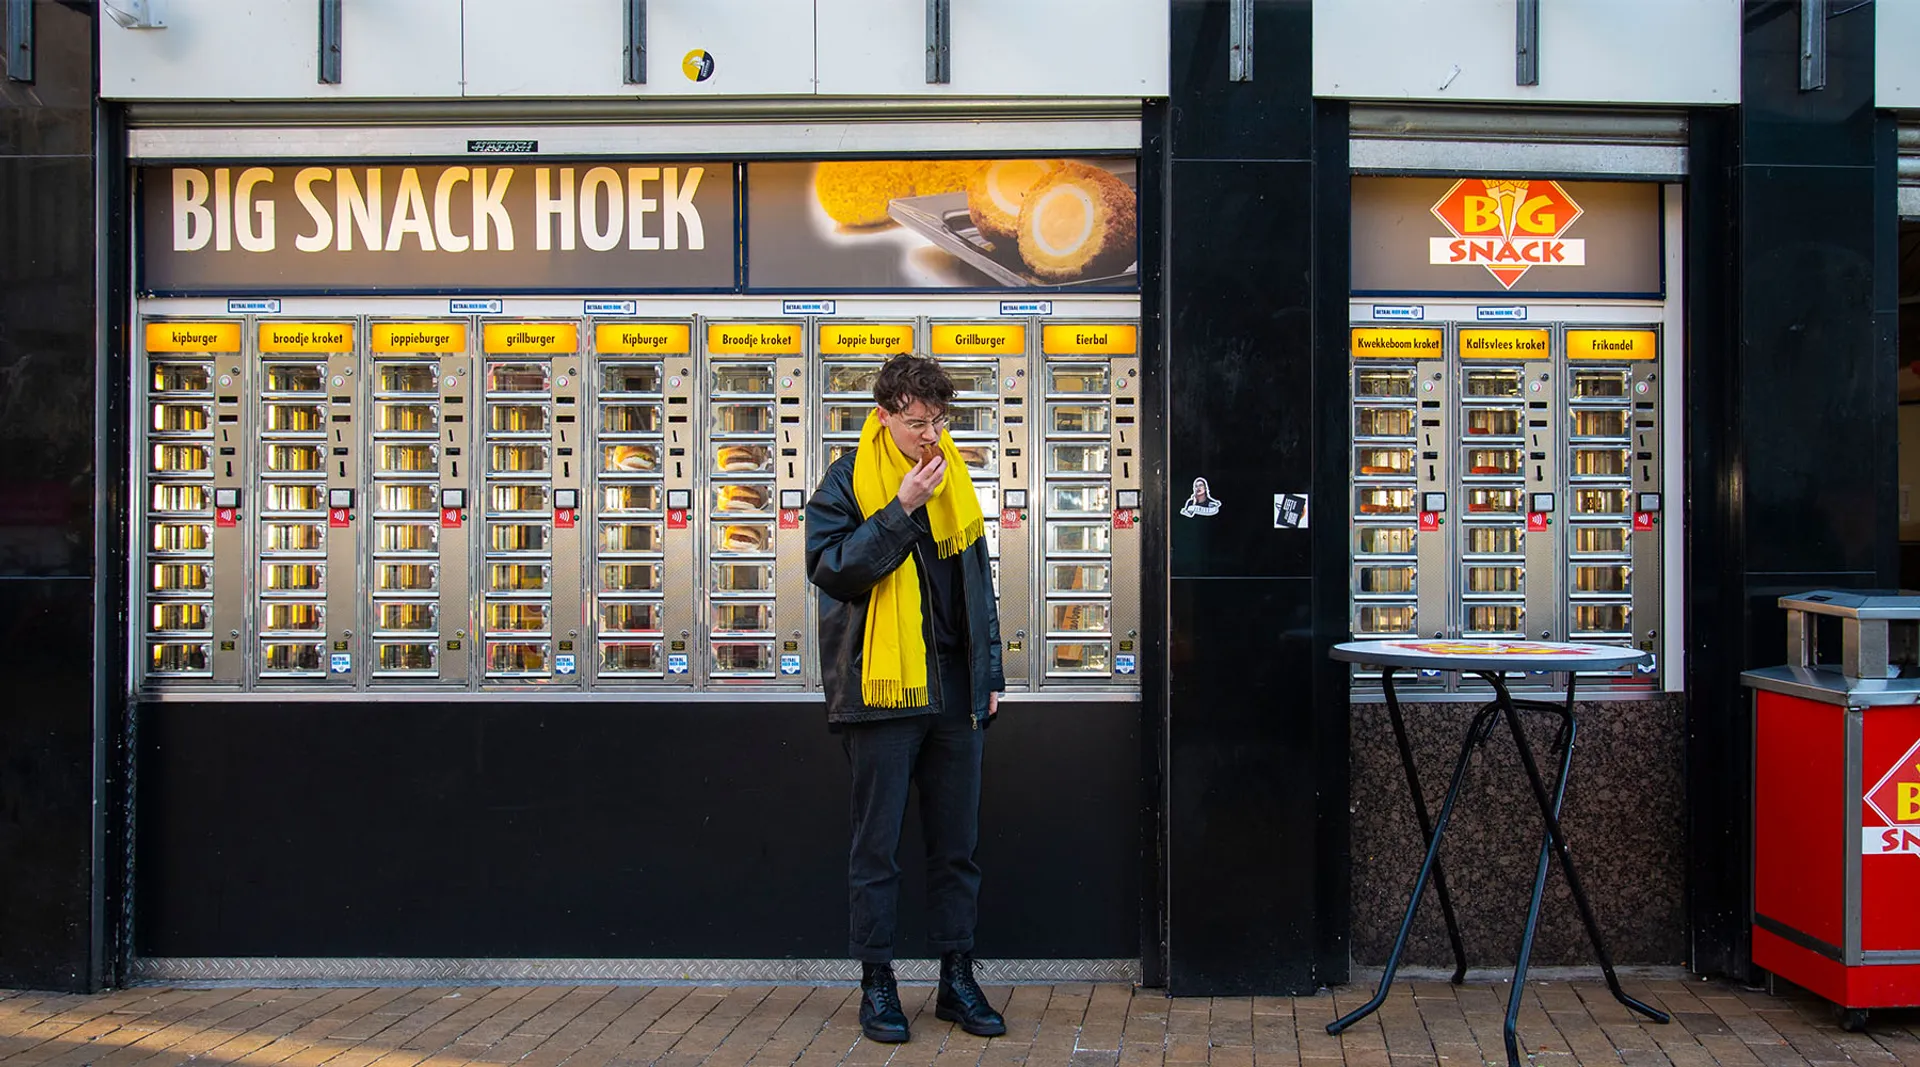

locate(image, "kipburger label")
[[1350, 328, 1443, 359], [595, 323, 691, 355], [140, 164, 735, 293], [145, 321, 242, 353]]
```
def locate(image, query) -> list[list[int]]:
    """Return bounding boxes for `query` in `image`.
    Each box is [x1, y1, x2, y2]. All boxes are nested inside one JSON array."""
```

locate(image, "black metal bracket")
[[1800, 0, 1827, 91], [1229, 0, 1252, 82], [624, 0, 646, 85], [6, 0, 34, 84], [1515, 0, 1539, 86], [925, 0, 950, 84], [318, 0, 341, 85]]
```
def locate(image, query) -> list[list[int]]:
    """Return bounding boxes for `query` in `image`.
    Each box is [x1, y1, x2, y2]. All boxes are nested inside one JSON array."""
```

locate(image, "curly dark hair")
[[871, 354, 955, 415]]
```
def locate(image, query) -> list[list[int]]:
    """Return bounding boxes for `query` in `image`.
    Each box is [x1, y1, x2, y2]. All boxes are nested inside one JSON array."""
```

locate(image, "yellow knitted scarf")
[[850, 410, 985, 708]]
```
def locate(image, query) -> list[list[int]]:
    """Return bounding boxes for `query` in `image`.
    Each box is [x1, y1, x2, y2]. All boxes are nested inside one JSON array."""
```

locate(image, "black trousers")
[[841, 654, 983, 963]]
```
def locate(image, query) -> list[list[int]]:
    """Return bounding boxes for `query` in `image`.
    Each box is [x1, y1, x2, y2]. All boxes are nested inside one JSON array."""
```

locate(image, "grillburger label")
[[141, 164, 735, 294], [1429, 179, 1586, 289]]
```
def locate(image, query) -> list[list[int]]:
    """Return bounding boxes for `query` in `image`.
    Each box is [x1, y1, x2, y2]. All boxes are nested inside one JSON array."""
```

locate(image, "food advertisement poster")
[[1350, 177, 1662, 297], [140, 164, 736, 293], [746, 158, 1140, 291]]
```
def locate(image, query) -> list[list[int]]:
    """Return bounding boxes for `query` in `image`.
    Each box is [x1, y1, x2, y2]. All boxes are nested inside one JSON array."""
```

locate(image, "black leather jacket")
[[805, 452, 1005, 727]]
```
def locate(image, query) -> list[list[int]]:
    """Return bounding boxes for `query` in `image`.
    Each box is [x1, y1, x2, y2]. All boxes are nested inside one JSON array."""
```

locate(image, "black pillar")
[[1163, 0, 1349, 995], [1685, 0, 1897, 978], [0, 0, 105, 991]]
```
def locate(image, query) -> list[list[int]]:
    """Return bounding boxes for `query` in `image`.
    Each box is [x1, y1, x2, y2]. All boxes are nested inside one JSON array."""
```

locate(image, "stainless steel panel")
[[1522, 357, 1559, 641], [994, 347, 1034, 688], [1413, 357, 1448, 641]]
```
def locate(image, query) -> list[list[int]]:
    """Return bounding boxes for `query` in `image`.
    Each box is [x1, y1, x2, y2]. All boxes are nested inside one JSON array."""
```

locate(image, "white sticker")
[[1371, 305, 1425, 321], [782, 299, 836, 315], [1274, 493, 1310, 529], [1114, 654, 1137, 675], [329, 652, 352, 674], [667, 653, 690, 675], [583, 300, 636, 317], [1000, 300, 1053, 316], [227, 298, 282, 314], [450, 298, 503, 314], [555, 653, 576, 675], [1180, 477, 1221, 518], [780, 654, 802, 676]]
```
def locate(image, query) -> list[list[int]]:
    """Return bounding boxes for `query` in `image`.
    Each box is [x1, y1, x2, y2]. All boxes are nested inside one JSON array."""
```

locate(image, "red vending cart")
[[1745, 591, 1920, 1030]]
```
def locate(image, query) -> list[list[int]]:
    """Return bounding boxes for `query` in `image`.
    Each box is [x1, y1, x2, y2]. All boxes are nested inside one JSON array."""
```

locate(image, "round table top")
[[1331, 639, 1651, 673]]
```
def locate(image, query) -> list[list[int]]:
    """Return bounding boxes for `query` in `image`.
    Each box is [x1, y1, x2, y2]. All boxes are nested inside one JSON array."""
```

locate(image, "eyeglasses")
[[900, 416, 951, 433]]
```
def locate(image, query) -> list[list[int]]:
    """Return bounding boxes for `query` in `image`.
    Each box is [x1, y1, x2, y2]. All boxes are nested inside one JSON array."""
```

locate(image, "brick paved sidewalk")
[[0, 978, 1914, 1067]]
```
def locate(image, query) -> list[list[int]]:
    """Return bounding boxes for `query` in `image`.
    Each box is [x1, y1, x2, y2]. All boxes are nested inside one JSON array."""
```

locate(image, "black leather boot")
[[936, 951, 1006, 1037], [859, 962, 911, 1043]]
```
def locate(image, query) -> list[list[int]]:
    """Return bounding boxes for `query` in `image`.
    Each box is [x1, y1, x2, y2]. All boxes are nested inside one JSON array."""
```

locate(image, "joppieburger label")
[[140, 164, 735, 293]]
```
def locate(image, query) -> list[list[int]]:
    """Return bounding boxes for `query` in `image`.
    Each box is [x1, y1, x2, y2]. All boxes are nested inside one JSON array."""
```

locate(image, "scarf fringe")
[[861, 680, 931, 709], [936, 516, 985, 559]]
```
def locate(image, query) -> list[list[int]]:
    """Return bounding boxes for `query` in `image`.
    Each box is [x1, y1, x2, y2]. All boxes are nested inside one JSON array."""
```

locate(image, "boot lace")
[[868, 976, 903, 1015]]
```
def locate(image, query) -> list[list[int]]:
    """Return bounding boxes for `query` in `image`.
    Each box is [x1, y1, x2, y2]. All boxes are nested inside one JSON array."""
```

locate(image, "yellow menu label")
[[1042, 323, 1136, 355], [482, 322, 579, 354], [706, 323, 804, 354], [145, 321, 241, 353], [372, 322, 469, 353], [1351, 327, 1443, 359], [1566, 329, 1657, 361], [931, 323, 1026, 355], [1458, 328, 1550, 359], [819, 323, 914, 355], [595, 322, 691, 355], [258, 322, 355, 353]]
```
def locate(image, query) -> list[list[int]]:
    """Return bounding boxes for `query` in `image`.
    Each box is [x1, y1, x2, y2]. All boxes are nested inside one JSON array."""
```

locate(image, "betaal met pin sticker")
[[780, 654, 803, 676], [1180, 477, 1221, 518]]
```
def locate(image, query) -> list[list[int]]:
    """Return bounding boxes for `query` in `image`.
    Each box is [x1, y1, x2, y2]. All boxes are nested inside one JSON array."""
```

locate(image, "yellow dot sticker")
[[683, 50, 715, 82]]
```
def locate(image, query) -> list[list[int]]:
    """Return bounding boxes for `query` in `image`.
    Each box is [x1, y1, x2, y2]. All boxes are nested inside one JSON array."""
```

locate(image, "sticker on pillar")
[[1864, 737, 1920, 857], [1274, 493, 1309, 529], [1527, 512, 1550, 533], [779, 509, 800, 530], [441, 507, 463, 529], [667, 653, 690, 675], [1633, 511, 1656, 532], [1114, 509, 1134, 530], [1115, 654, 1137, 675], [1001, 508, 1023, 529], [555, 508, 576, 530], [1179, 478, 1221, 518], [683, 50, 716, 82], [780, 653, 802, 676], [329, 652, 351, 674], [668, 509, 688, 530], [555, 653, 576, 676], [329, 507, 351, 528], [217, 507, 238, 528], [1419, 512, 1441, 532]]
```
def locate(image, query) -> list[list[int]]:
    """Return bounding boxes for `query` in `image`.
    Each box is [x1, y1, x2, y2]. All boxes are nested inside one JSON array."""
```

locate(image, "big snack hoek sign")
[[1428, 179, 1585, 290], [140, 163, 738, 293]]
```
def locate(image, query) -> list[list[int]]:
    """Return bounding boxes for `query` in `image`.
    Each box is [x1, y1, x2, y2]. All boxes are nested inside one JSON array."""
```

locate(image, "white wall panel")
[[1313, 0, 1738, 105], [462, 0, 815, 97], [815, 0, 1167, 97], [101, 0, 463, 100], [1880, 0, 1920, 108]]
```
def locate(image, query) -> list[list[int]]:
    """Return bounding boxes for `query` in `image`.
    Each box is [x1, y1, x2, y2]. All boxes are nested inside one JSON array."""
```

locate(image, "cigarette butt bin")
[[1743, 591, 1920, 1031]]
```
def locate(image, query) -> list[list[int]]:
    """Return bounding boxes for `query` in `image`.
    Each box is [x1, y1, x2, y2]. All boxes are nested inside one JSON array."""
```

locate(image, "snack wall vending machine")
[[255, 321, 359, 682], [1037, 321, 1142, 684], [366, 321, 472, 684], [703, 322, 808, 685], [587, 321, 694, 684], [478, 322, 586, 684], [929, 320, 1033, 684], [1345, 317, 1667, 692], [140, 320, 243, 685]]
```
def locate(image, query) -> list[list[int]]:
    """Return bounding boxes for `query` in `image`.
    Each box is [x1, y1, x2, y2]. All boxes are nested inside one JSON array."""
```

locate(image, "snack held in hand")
[[966, 159, 1065, 246], [1016, 164, 1138, 282]]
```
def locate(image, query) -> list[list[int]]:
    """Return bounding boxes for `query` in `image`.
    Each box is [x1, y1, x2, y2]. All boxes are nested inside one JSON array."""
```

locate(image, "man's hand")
[[989, 691, 1000, 718], [897, 450, 947, 512]]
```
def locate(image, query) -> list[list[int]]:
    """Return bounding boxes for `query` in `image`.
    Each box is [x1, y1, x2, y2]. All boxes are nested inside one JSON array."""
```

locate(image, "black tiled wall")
[[0, 0, 100, 991], [1685, 0, 1895, 977], [1164, 0, 1347, 995]]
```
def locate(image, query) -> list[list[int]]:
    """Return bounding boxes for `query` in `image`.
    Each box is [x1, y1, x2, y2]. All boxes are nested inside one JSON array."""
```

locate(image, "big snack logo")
[[1429, 179, 1586, 289]]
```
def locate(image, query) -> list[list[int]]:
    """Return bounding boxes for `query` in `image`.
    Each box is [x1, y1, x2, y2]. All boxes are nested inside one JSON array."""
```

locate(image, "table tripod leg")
[[1490, 673, 1567, 1067], [1500, 678, 1670, 1027], [1329, 698, 1500, 1036], [1384, 669, 1469, 985]]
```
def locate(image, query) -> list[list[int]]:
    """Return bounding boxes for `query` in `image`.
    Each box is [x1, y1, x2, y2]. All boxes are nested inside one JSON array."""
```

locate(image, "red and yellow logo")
[[1429, 179, 1586, 289]]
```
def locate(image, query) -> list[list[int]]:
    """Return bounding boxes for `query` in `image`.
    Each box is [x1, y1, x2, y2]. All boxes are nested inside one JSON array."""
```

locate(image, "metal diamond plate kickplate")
[[128, 957, 1142, 985]]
